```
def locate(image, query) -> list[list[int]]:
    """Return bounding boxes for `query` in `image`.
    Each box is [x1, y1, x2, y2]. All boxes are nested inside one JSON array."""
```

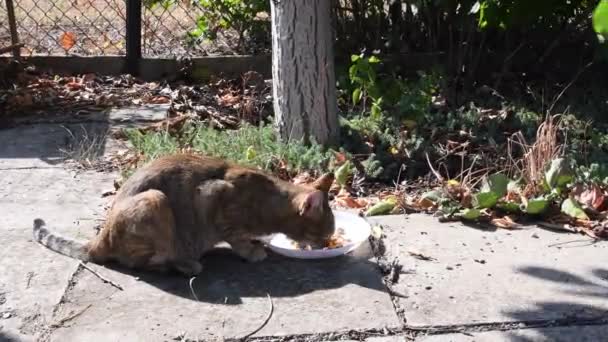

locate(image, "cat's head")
[[287, 172, 336, 246]]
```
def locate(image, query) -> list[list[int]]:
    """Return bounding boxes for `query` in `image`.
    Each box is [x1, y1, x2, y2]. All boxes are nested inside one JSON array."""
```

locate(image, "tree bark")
[[271, 0, 339, 146]]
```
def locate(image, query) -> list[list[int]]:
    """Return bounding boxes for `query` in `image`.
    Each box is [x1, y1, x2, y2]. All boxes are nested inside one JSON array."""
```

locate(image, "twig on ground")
[[387, 287, 408, 298], [189, 276, 199, 301], [547, 61, 594, 114], [547, 238, 597, 248], [79, 262, 124, 291], [426, 153, 444, 182], [239, 293, 274, 341], [50, 304, 93, 328], [408, 251, 436, 261]]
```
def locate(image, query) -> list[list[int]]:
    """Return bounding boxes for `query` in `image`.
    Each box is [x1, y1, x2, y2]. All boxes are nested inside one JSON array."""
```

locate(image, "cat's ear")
[[299, 191, 325, 217], [311, 172, 334, 193]]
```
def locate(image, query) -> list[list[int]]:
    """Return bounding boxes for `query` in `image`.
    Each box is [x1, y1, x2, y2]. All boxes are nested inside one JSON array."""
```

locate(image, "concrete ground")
[[1, 107, 607, 342]]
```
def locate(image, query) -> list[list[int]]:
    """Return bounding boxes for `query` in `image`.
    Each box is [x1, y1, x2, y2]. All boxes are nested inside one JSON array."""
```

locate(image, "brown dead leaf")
[[336, 196, 366, 209], [147, 96, 170, 104], [292, 172, 312, 185], [335, 189, 368, 209], [81, 73, 96, 85], [416, 197, 436, 210], [59, 32, 77, 51], [12, 93, 33, 107], [573, 183, 605, 210], [333, 151, 347, 165], [218, 93, 240, 107], [66, 81, 83, 91], [490, 216, 521, 229]]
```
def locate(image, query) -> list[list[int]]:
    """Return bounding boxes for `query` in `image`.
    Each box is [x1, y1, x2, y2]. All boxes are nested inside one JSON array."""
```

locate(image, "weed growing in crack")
[[59, 124, 109, 168]]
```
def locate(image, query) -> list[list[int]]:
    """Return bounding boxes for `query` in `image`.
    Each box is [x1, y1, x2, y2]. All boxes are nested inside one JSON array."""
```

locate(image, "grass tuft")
[[123, 121, 334, 178]]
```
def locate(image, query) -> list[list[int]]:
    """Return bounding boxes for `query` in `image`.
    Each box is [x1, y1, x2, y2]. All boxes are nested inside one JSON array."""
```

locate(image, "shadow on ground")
[[103, 246, 386, 305], [0, 331, 22, 342], [504, 266, 608, 342], [0, 120, 111, 165]]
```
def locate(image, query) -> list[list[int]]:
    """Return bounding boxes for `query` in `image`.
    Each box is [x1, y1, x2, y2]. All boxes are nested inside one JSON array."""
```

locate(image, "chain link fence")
[[0, 0, 213, 57]]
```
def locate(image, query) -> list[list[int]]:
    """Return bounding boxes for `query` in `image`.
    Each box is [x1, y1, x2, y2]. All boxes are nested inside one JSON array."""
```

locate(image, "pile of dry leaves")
[[0, 63, 271, 130]]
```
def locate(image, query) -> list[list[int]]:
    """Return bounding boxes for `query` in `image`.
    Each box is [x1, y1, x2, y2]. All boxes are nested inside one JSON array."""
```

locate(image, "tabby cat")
[[33, 154, 335, 276]]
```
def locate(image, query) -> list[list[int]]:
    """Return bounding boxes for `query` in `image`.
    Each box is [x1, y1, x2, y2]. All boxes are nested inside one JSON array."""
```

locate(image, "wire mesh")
[[1, 0, 126, 56], [142, 0, 207, 57], [0, 0, 212, 57]]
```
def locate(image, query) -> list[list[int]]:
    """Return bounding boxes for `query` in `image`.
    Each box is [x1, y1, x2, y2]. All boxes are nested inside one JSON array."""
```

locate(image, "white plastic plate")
[[267, 210, 371, 259]]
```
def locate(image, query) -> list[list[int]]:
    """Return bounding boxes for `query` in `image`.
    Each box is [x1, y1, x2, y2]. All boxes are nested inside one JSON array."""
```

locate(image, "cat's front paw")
[[246, 244, 267, 262]]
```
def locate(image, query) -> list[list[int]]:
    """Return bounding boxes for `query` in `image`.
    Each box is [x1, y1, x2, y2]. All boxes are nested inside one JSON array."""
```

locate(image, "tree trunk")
[[271, 0, 339, 146]]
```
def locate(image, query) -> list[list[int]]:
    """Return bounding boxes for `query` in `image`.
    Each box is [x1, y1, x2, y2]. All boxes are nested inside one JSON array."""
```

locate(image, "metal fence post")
[[5, 0, 21, 59], [125, 0, 142, 75]]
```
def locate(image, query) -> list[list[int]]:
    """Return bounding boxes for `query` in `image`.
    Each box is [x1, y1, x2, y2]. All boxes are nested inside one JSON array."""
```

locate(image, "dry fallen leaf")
[[147, 96, 170, 104], [218, 93, 240, 107], [333, 151, 347, 165], [573, 183, 605, 210], [59, 32, 77, 51], [335, 189, 368, 209], [66, 81, 83, 91], [490, 216, 521, 229], [292, 172, 312, 185], [415, 197, 436, 210], [336, 196, 367, 209]]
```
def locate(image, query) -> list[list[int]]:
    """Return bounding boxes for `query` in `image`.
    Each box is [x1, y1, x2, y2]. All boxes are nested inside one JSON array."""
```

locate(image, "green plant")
[[187, 0, 269, 50], [124, 121, 333, 178], [349, 54, 384, 118]]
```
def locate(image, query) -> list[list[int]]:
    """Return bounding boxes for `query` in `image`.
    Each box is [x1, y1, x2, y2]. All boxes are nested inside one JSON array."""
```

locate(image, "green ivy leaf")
[[371, 103, 382, 119], [523, 197, 549, 214], [473, 191, 499, 209], [545, 158, 573, 190], [460, 208, 481, 220], [561, 198, 589, 220], [368, 55, 381, 64], [421, 190, 444, 203], [334, 161, 352, 187], [365, 198, 397, 216], [496, 201, 520, 213], [470, 1, 481, 14], [481, 173, 509, 198], [593, 0, 608, 43], [352, 88, 362, 106]]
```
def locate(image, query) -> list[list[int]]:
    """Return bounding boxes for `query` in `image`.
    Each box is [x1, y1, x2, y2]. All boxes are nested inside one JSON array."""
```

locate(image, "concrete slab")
[[108, 105, 169, 123], [368, 214, 608, 326], [416, 325, 608, 342], [0, 126, 399, 341], [0, 168, 115, 341], [49, 241, 398, 341]]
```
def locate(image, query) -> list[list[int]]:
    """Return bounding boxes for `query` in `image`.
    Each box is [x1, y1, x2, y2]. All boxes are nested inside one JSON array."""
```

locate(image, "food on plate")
[[292, 228, 351, 250]]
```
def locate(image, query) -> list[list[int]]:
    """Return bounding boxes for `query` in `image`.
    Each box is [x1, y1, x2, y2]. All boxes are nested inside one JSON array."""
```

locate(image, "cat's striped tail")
[[33, 218, 89, 261]]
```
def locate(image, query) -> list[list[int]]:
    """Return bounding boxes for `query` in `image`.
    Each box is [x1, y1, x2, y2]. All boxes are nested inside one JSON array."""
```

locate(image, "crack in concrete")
[[34, 262, 85, 342], [6, 117, 166, 129], [0, 166, 62, 171], [227, 316, 608, 342], [368, 225, 407, 325], [404, 315, 608, 335]]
